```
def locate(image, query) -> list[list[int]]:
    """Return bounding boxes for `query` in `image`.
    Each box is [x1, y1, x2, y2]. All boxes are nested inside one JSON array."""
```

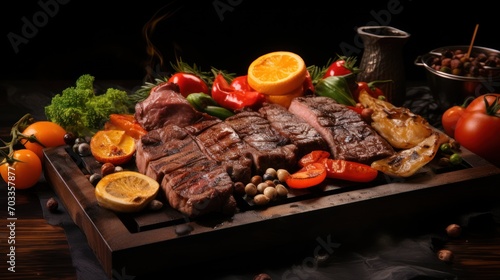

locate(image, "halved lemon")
[[90, 129, 136, 165], [95, 171, 160, 213], [265, 86, 304, 108], [247, 51, 307, 96]]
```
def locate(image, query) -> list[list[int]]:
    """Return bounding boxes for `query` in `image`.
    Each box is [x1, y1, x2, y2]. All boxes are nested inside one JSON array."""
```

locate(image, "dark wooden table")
[[1, 80, 500, 280]]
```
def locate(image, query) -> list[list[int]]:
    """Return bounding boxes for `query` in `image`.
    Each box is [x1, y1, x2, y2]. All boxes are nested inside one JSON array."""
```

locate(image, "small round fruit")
[[21, 121, 67, 159], [1, 149, 42, 189]]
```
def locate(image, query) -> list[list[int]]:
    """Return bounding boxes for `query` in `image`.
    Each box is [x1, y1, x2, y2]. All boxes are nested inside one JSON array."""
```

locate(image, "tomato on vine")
[[20, 121, 67, 160], [1, 149, 42, 190]]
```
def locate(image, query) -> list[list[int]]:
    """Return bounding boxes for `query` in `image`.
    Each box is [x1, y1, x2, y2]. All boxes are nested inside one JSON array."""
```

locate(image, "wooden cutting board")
[[43, 145, 500, 278]]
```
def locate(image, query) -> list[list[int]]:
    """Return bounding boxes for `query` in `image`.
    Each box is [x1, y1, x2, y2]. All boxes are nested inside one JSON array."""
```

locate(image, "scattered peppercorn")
[[46, 197, 59, 213]]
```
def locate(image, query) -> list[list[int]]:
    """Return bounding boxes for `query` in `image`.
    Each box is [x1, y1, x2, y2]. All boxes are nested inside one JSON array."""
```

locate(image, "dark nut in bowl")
[[415, 45, 500, 109]]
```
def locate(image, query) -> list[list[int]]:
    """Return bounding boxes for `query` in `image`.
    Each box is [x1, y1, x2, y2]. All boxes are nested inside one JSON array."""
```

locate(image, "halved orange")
[[247, 51, 307, 96], [90, 129, 136, 165], [95, 171, 159, 213], [265, 86, 304, 108]]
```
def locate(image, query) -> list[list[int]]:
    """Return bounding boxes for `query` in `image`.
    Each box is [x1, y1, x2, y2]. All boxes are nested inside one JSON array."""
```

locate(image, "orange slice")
[[95, 171, 159, 213], [265, 86, 304, 108], [247, 51, 307, 95], [90, 129, 136, 165]]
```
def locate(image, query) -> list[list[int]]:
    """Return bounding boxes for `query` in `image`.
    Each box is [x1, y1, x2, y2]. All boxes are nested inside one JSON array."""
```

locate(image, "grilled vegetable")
[[314, 75, 356, 106], [358, 89, 433, 149], [371, 131, 449, 177]]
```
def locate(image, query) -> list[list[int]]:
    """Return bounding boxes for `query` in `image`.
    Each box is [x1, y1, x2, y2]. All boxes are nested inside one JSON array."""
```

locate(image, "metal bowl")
[[415, 45, 500, 109]]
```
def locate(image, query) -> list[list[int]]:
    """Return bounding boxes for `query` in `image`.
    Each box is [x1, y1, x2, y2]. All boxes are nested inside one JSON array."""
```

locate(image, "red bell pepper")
[[353, 80, 392, 102], [211, 74, 265, 111]]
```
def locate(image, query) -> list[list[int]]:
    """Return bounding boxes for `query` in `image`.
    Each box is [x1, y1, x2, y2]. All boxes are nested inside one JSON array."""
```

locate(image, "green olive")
[[449, 153, 463, 165]]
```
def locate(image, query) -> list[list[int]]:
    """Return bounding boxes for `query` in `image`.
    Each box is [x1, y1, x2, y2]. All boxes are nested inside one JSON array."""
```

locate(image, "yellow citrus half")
[[247, 51, 307, 95], [95, 171, 159, 213], [265, 86, 304, 108], [90, 130, 136, 165]]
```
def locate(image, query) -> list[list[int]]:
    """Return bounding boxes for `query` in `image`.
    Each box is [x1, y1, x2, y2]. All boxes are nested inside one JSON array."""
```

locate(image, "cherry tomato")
[[455, 108, 500, 167], [298, 150, 330, 167], [168, 72, 209, 97], [1, 149, 43, 189], [285, 162, 327, 189], [20, 121, 67, 160], [440, 96, 474, 138], [323, 60, 352, 77], [320, 158, 378, 182], [322, 56, 359, 78]]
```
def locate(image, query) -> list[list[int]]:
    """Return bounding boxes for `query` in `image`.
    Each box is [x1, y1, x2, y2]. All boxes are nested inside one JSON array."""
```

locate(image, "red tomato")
[[464, 93, 500, 113], [20, 121, 67, 160], [441, 104, 468, 138], [455, 110, 500, 167], [323, 60, 352, 77], [1, 149, 43, 189], [298, 150, 330, 167], [285, 163, 327, 189], [320, 158, 378, 182], [168, 72, 209, 97]]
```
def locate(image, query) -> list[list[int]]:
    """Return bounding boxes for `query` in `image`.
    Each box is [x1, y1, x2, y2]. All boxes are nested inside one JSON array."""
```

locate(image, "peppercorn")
[[46, 197, 59, 213]]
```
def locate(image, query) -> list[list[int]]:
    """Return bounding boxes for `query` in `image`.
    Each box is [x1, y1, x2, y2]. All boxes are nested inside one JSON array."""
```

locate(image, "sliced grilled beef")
[[134, 82, 207, 131], [136, 124, 235, 217], [288, 96, 395, 164], [185, 120, 253, 183], [162, 158, 236, 218], [224, 110, 298, 173], [259, 103, 329, 158]]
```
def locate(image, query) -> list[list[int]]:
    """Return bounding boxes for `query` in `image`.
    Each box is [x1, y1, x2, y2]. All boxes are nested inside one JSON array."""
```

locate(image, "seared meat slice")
[[135, 125, 193, 176], [162, 158, 236, 218], [185, 120, 253, 183], [136, 124, 235, 217], [288, 96, 395, 164], [224, 110, 298, 173], [134, 82, 206, 131], [259, 103, 329, 158]]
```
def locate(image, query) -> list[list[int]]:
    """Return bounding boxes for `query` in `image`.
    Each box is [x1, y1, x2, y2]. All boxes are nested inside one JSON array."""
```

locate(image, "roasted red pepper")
[[211, 74, 265, 111], [320, 158, 378, 183], [353, 80, 391, 102], [285, 162, 327, 189]]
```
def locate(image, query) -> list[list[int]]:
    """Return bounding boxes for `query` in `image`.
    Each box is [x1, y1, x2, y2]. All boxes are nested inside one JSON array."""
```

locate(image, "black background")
[[2, 0, 499, 83]]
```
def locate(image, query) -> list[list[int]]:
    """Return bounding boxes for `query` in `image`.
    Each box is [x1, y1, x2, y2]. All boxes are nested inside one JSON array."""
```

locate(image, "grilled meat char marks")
[[259, 103, 329, 159], [288, 96, 395, 164], [224, 110, 298, 174], [137, 124, 236, 218], [185, 119, 254, 183]]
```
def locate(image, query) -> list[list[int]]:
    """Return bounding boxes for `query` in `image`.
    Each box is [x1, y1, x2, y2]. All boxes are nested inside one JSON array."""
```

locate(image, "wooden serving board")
[[43, 145, 500, 278]]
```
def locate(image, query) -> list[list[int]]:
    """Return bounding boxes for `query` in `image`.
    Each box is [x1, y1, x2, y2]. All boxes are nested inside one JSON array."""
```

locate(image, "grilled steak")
[[259, 103, 329, 159], [185, 119, 253, 183], [224, 110, 298, 173], [134, 82, 206, 131], [288, 96, 395, 164], [136, 124, 235, 217]]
